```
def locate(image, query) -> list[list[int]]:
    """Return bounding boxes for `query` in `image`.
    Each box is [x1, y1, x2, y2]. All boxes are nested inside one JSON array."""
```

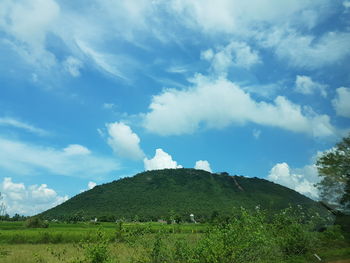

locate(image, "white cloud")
[[261, 29, 350, 69], [170, 0, 330, 34], [63, 144, 91, 156], [0, 0, 343, 82], [106, 122, 145, 160], [144, 148, 182, 171], [202, 41, 260, 75], [0, 177, 68, 216], [332, 87, 350, 118], [63, 56, 83, 77], [267, 162, 320, 199], [194, 160, 212, 172], [200, 49, 214, 61], [0, 117, 49, 136], [143, 74, 335, 137], [0, 0, 60, 68], [0, 137, 119, 178], [295, 75, 327, 97], [343, 1, 350, 9], [88, 181, 97, 190], [76, 40, 130, 80], [103, 103, 116, 110]]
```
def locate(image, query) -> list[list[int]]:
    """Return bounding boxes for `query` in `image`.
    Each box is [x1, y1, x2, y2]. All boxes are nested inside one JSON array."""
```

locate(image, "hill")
[[40, 169, 327, 222]]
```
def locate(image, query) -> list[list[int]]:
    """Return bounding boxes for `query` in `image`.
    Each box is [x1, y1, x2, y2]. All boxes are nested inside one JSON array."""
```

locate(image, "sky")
[[0, 0, 350, 216]]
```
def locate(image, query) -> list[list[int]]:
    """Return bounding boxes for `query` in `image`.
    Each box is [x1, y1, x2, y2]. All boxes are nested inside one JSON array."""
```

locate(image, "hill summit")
[[40, 169, 325, 221]]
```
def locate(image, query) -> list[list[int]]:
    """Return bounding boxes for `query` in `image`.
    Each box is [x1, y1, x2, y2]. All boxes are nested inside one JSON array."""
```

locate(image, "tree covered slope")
[[40, 169, 326, 221]]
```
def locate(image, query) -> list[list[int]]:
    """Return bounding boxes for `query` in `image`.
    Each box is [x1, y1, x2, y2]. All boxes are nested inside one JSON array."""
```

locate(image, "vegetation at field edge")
[[0, 206, 349, 263]]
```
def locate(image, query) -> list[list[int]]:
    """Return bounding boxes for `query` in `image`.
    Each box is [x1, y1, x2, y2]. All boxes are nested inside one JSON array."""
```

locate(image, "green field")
[[0, 221, 206, 244], [1, 207, 350, 263]]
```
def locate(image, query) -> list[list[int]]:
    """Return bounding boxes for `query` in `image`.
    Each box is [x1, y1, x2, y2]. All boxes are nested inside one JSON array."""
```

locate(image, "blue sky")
[[0, 0, 350, 215]]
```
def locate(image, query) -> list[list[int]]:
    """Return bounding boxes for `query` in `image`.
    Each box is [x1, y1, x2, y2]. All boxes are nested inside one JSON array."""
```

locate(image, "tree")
[[316, 134, 350, 211], [0, 193, 6, 217]]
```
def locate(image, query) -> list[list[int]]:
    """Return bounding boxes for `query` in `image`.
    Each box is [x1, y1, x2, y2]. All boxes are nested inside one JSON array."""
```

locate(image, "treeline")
[[0, 213, 28, 221]]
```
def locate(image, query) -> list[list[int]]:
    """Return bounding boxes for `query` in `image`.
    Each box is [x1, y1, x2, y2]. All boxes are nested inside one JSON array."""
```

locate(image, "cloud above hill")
[[194, 160, 212, 172], [267, 162, 319, 199], [144, 149, 182, 171]]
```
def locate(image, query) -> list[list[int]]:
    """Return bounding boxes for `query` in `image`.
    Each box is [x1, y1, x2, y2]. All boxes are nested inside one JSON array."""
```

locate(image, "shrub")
[[272, 206, 320, 256], [24, 217, 49, 228], [193, 208, 281, 263]]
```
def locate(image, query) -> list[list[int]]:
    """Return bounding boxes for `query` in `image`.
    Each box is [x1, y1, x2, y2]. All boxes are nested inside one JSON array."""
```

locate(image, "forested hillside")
[[40, 169, 326, 221]]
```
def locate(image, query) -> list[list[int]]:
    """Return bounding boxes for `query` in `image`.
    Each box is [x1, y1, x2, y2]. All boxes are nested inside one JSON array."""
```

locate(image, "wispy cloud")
[[0, 137, 119, 179], [0, 117, 49, 136]]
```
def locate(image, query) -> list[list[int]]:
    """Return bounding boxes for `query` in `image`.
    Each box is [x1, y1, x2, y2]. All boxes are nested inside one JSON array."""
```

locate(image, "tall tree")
[[317, 134, 350, 211]]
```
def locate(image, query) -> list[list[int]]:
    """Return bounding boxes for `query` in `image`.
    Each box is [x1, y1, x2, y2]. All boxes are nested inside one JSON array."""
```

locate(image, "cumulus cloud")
[[106, 122, 145, 160], [143, 74, 335, 137], [332, 87, 350, 118], [295, 75, 327, 97], [194, 160, 212, 172], [267, 162, 320, 199], [0, 117, 49, 136], [0, 137, 119, 178], [0, 177, 68, 216], [202, 41, 260, 75], [144, 148, 182, 171]]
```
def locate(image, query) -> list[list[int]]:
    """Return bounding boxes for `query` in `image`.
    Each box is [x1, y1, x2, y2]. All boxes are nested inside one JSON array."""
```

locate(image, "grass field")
[[0, 221, 206, 244], [0, 209, 349, 263]]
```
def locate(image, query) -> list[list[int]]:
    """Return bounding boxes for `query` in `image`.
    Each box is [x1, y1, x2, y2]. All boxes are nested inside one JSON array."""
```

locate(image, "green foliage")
[[272, 207, 318, 256], [83, 232, 112, 263], [40, 169, 328, 221], [69, 229, 114, 263], [24, 217, 49, 228], [193, 208, 280, 263], [131, 207, 336, 263], [150, 234, 166, 263], [317, 134, 350, 209]]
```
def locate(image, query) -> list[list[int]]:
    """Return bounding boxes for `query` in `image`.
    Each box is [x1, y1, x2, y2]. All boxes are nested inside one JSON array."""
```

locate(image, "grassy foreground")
[[1, 243, 348, 263], [0, 207, 349, 263]]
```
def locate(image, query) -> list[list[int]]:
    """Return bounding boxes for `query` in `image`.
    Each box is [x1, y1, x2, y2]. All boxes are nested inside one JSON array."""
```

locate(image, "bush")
[[193, 208, 281, 263], [24, 217, 49, 228]]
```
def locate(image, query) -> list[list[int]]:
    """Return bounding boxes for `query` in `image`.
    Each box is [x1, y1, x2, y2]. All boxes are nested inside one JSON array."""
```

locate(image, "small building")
[[190, 213, 196, 223]]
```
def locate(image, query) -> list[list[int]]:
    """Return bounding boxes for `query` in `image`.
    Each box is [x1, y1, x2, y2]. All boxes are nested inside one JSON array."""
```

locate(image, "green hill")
[[40, 169, 327, 221]]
